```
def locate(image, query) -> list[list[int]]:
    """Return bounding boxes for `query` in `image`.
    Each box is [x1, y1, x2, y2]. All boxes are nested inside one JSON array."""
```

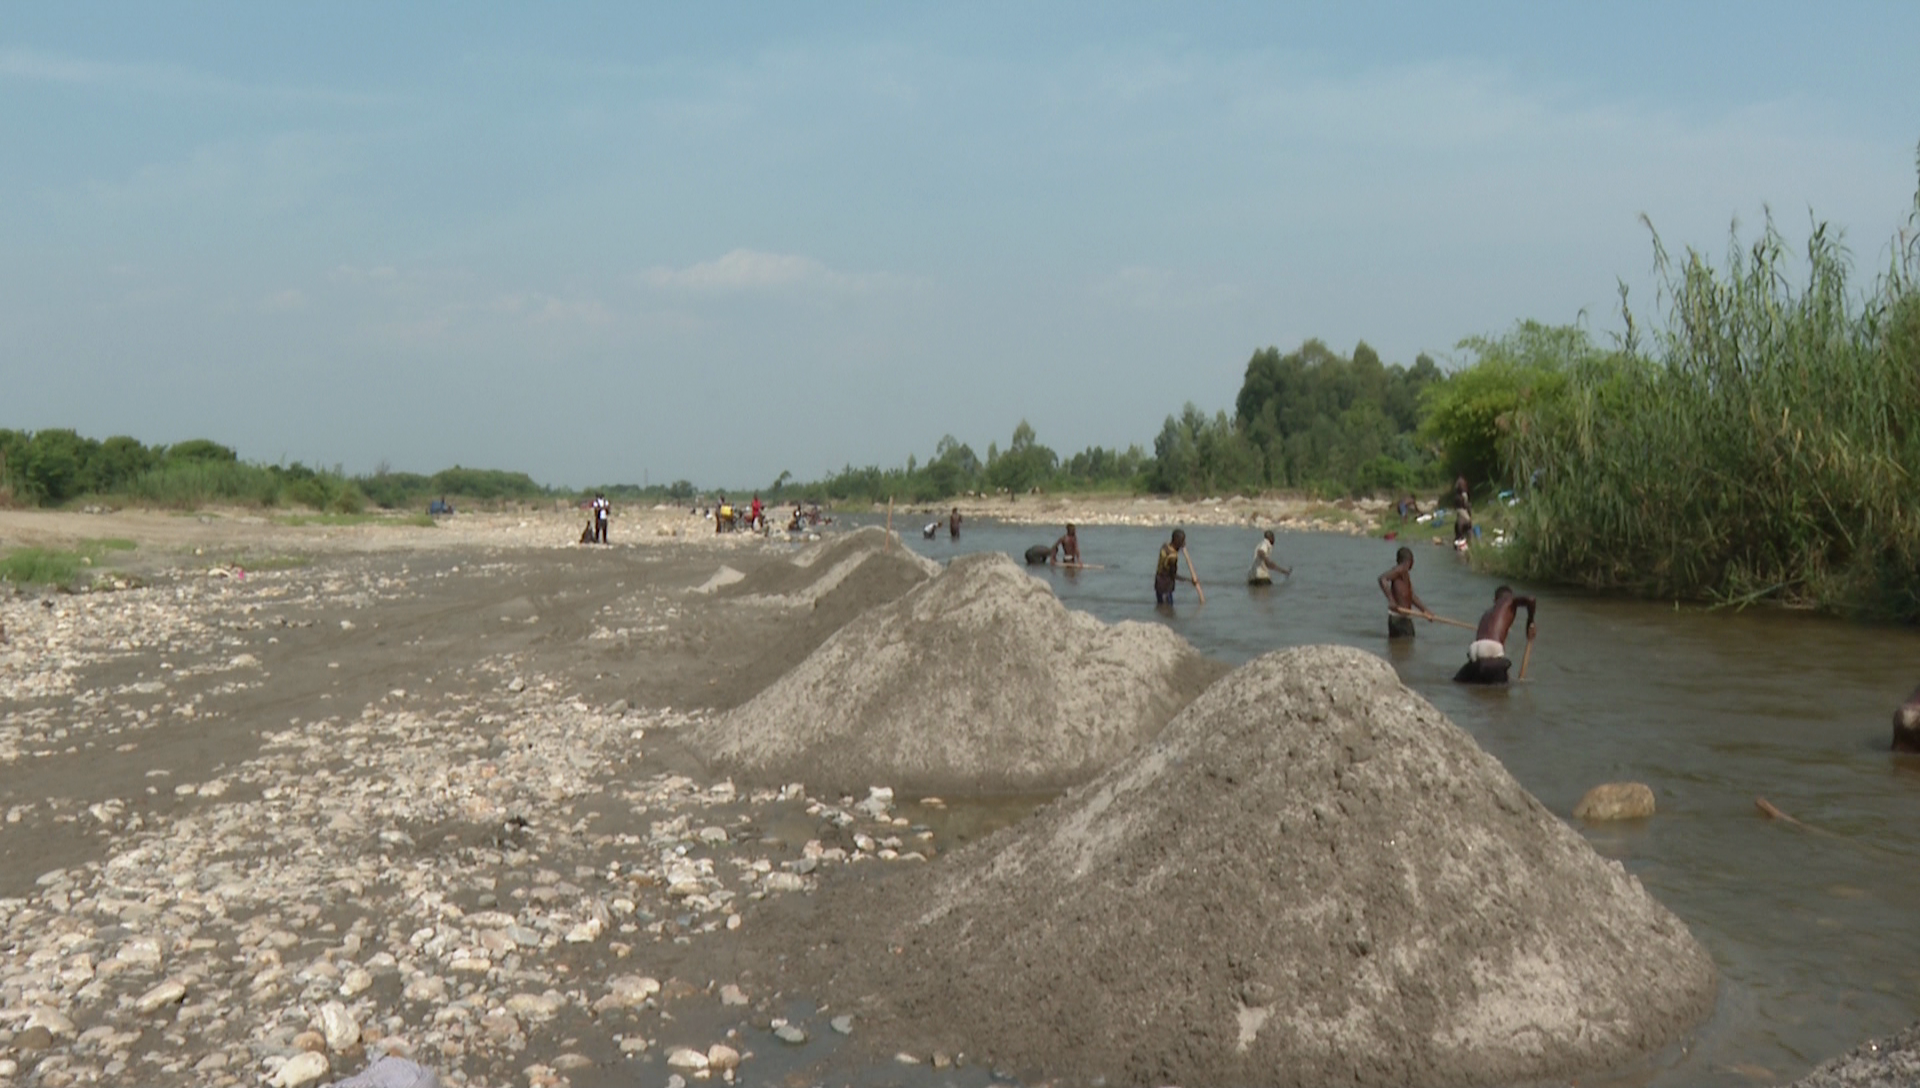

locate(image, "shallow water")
[[863, 516, 1920, 1086]]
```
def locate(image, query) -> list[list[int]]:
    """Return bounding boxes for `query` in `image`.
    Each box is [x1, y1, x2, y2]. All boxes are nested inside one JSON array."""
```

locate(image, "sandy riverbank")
[[883, 492, 1389, 535]]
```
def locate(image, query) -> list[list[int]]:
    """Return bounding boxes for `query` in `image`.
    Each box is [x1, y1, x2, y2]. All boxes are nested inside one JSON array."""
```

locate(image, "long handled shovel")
[[1518, 628, 1536, 680], [1182, 548, 1205, 605]]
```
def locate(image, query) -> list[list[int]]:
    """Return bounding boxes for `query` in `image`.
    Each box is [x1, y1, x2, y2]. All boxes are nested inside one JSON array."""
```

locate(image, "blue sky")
[[4, 3, 1918, 489]]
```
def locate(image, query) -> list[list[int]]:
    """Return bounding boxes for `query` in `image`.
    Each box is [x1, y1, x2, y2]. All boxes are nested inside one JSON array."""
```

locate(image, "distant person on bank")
[[1377, 546, 1434, 637], [1154, 529, 1200, 606], [1247, 530, 1291, 585], [1454, 586, 1537, 684]]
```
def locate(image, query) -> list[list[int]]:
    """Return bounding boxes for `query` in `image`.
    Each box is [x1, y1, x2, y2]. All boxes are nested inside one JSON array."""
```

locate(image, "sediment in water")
[[754, 644, 1716, 1087], [692, 552, 1222, 795]]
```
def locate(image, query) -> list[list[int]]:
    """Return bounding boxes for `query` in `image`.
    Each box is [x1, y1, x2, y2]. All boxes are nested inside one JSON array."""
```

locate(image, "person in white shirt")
[[1247, 530, 1291, 585]]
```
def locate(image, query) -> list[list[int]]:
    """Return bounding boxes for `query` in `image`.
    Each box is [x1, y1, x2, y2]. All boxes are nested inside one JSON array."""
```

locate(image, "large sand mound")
[[759, 644, 1716, 1087], [692, 552, 1221, 795]]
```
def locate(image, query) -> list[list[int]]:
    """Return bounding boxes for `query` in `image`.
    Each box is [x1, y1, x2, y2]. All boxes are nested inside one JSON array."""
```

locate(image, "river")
[[861, 515, 1920, 1086]]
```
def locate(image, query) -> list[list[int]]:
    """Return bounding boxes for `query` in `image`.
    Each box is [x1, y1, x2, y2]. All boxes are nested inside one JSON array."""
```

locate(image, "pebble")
[[667, 1047, 709, 1071], [707, 1043, 741, 1072], [774, 1023, 808, 1044], [134, 978, 188, 1014], [271, 1050, 330, 1088], [830, 1014, 855, 1035], [319, 1000, 361, 1050], [720, 983, 749, 1006]]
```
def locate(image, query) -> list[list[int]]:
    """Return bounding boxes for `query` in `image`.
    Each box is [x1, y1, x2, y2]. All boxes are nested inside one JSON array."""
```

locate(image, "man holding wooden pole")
[[1154, 529, 1202, 605], [1377, 545, 1436, 637], [1453, 586, 1538, 684]]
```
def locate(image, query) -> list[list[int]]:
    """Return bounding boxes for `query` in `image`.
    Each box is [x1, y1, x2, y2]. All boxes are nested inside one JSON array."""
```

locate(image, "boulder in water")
[[1574, 781, 1656, 821], [761, 645, 1715, 1087]]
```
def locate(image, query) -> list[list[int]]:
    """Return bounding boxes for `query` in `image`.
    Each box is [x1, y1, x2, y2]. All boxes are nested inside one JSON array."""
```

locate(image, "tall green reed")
[[1501, 172, 1920, 618]]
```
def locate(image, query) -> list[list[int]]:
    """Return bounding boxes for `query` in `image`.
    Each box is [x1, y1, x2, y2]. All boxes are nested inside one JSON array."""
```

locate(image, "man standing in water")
[[1377, 546, 1433, 637], [949, 506, 963, 540], [1454, 585, 1537, 684], [1247, 530, 1291, 585], [1451, 476, 1474, 553], [1154, 529, 1199, 605], [1051, 523, 1081, 566]]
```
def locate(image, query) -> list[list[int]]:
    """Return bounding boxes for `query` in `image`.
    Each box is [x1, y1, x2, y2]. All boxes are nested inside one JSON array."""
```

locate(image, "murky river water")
[[854, 515, 1920, 1086]]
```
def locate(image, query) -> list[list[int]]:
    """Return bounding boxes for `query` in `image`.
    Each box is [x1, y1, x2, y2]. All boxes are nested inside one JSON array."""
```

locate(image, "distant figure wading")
[[1246, 530, 1290, 585]]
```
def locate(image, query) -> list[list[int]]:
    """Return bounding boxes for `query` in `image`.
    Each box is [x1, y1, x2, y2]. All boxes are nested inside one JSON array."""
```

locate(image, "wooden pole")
[[885, 496, 894, 548], [1182, 548, 1205, 605], [1390, 608, 1475, 630], [1518, 628, 1536, 680]]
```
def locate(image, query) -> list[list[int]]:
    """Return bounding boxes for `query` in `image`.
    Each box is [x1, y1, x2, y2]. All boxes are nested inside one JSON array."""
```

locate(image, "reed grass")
[[1499, 183, 1920, 618]]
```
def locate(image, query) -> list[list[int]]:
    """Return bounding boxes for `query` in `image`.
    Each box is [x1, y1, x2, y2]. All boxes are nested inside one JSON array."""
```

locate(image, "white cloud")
[[0, 46, 387, 105], [642, 248, 880, 293], [1092, 265, 1244, 313], [260, 289, 307, 313]]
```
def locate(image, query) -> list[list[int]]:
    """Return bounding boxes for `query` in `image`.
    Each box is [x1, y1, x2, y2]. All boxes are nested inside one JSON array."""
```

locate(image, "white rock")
[[666, 1047, 709, 1071], [115, 937, 163, 969], [505, 991, 564, 1021], [340, 968, 373, 997], [706, 1044, 741, 1072], [599, 975, 660, 1008], [271, 1051, 330, 1088], [719, 984, 748, 1006], [763, 872, 807, 893], [402, 975, 446, 1002], [134, 978, 188, 1014], [25, 1007, 75, 1037], [318, 1001, 360, 1051]]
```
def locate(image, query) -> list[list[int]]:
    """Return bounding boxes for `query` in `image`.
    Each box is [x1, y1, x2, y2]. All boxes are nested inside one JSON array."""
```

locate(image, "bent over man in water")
[[1453, 585, 1537, 684], [1377, 546, 1433, 637]]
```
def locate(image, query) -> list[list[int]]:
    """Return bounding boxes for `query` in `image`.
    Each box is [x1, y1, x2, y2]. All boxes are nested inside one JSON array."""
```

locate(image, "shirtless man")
[[1453, 585, 1537, 684], [1247, 530, 1290, 585], [948, 506, 962, 540], [1376, 546, 1433, 637], [1893, 684, 1920, 752], [1051, 524, 1081, 566]]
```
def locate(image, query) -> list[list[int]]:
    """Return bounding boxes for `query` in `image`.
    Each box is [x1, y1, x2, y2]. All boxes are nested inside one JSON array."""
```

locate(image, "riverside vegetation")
[[7, 168, 1920, 618]]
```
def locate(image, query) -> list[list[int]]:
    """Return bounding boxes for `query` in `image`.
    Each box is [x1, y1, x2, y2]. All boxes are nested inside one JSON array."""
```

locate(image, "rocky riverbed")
[[0, 513, 978, 1088]]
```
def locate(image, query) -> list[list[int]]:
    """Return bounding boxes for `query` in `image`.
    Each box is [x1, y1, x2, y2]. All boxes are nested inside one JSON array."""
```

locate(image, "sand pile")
[[716, 526, 939, 607], [758, 645, 1716, 1087], [692, 552, 1221, 795], [693, 528, 943, 707]]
